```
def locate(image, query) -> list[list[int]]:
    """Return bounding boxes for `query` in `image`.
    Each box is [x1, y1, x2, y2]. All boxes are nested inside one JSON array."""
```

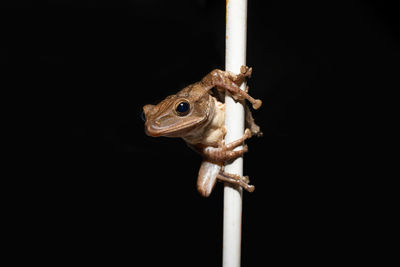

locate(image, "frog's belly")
[[184, 100, 225, 147], [201, 127, 225, 147]]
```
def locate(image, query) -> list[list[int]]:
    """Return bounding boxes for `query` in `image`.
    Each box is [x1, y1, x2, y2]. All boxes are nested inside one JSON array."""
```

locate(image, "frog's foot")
[[203, 129, 252, 163], [230, 65, 252, 85], [201, 68, 262, 110], [230, 66, 261, 109], [217, 171, 255, 193]]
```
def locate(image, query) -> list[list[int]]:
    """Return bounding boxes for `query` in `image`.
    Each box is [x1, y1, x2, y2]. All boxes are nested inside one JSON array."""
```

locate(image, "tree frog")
[[142, 66, 262, 197]]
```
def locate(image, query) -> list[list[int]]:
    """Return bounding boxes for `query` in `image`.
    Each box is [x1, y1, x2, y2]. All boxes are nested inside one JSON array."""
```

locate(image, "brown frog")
[[142, 66, 262, 197]]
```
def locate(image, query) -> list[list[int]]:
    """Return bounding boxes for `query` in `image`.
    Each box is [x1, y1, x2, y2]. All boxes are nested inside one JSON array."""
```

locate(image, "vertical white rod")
[[223, 0, 247, 267]]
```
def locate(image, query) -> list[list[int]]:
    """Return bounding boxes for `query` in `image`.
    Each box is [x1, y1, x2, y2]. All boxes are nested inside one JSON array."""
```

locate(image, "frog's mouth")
[[145, 116, 208, 138]]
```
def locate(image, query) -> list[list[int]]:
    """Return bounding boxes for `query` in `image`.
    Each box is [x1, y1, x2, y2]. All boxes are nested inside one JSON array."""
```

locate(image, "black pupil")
[[176, 102, 189, 114]]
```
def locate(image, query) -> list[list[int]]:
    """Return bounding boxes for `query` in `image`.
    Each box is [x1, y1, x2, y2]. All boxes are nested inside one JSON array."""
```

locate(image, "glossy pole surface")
[[223, 0, 247, 266]]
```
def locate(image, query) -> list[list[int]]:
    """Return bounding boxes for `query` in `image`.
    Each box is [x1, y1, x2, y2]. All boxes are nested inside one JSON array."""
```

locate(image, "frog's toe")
[[246, 184, 255, 193], [242, 175, 250, 183], [242, 144, 248, 153], [252, 99, 262, 110], [244, 128, 252, 139], [240, 65, 252, 77]]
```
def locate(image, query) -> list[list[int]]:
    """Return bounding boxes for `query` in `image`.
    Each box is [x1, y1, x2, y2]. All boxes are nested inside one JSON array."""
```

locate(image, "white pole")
[[223, 0, 247, 267]]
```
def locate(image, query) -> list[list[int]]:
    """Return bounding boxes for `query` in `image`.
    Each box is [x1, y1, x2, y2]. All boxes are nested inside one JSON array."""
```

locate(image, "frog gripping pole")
[[223, 0, 247, 267]]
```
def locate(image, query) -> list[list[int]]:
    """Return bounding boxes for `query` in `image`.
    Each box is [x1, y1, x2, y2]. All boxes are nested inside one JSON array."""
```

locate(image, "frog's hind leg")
[[197, 161, 222, 197], [217, 171, 255, 193]]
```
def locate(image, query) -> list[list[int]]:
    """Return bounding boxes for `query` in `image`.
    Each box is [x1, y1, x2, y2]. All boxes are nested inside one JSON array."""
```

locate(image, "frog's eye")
[[175, 101, 190, 116]]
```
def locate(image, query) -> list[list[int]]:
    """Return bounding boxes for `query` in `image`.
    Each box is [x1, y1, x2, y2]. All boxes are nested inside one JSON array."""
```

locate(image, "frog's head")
[[142, 84, 214, 138]]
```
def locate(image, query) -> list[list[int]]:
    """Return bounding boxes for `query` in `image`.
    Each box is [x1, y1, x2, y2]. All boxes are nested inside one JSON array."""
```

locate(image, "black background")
[[3, 0, 398, 266]]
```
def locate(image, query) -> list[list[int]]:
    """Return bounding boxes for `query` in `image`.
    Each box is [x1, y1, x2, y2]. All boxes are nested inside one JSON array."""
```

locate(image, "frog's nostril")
[[140, 111, 146, 122]]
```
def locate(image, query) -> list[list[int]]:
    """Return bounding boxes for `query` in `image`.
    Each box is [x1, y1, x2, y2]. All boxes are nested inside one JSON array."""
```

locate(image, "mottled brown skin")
[[143, 66, 262, 197]]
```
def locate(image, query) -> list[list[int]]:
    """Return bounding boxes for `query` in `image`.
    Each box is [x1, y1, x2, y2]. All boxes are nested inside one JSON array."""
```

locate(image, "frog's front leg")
[[232, 65, 253, 87], [202, 128, 252, 164], [200, 66, 262, 109]]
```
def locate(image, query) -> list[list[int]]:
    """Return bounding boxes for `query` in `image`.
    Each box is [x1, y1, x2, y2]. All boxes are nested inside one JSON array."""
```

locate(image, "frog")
[[142, 66, 262, 197]]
